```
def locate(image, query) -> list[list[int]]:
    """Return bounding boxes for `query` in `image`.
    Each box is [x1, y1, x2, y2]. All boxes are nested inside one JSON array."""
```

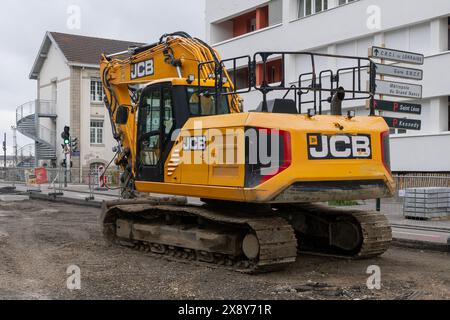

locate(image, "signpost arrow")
[[374, 100, 422, 115], [383, 117, 421, 131], [370, 46, 424, 65], [375, 79, 423, 99], [374, 63, 423, 81]]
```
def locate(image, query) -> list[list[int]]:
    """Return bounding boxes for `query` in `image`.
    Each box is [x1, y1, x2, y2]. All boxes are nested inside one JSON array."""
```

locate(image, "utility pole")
[[11, 126, 17, 167], [3, 133, 6, 171]]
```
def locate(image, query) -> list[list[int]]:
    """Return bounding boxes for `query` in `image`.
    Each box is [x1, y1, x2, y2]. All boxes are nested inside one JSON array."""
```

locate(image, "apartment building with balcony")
[[17, 32, 142, 179], [206, 0, 450, 173]]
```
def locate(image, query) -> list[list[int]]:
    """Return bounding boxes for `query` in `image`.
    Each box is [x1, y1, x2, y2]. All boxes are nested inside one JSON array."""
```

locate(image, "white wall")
[[38, 42, 71, 161], [210, 21, 234, 44], [208, 0, 450, 172], [391, 133, 450, 172], [79, 68, 116, 170], [35, 42, 116, 170], [207, 0, 270, 24], [269, 0, 283, 25], [38, 43, 70, 87], [211, 0, 450, 54]]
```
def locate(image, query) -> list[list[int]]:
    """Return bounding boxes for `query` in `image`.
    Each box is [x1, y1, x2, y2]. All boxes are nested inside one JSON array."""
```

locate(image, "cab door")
[[136, 83, 176, 182]]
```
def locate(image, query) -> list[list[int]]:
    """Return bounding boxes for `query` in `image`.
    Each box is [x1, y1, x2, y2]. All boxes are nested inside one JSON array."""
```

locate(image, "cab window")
[[187, 87, 230, 116], [163, 87, 174, 135], [140, 89, 161, 166]]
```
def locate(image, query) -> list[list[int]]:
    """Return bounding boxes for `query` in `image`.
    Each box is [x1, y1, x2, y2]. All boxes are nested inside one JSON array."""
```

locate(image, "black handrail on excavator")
[[199, 51, 377, 116]]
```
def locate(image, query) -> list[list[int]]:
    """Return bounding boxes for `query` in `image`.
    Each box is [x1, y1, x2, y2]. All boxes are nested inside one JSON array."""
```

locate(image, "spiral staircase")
[[16, 144, 35, 168], [16, 100, 57, 166]]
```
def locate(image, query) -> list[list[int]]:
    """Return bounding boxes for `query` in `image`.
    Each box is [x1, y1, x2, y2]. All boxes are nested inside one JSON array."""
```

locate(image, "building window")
[[298, 0, 328, 18], [233, 67, 250, 90], [255, 58, 283, 85], [448, 97, 450, 131], [338, 0, 356, 5], [266, 59, 283, 84], [90, 120, 104, 144], [90, 162, 106, 172], [250, 18, 257, 32], [90, 79, 104, 103], [448, 17, 450, 51], [232, 6, 269, 38]]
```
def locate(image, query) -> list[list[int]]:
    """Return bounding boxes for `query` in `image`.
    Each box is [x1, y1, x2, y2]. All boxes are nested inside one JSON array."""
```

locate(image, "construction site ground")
[[0, 197, 449, 300]]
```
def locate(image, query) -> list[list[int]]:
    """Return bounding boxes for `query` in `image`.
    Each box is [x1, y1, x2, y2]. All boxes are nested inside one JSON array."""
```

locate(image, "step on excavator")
[[100, 31, 394, 273]]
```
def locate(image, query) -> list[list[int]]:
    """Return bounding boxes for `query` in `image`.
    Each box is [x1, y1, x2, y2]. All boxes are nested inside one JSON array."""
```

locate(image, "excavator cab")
[[136, 81, 232, 183]]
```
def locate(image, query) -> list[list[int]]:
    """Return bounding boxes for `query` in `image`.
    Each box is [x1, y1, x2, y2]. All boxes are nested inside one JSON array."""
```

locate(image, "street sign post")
[[375, 80, 422, 99], [370, 45, 424, 212], [374, 63, 423, 81], [370, 47, 424, 65], [374, 100, 422, 115], [383, 117, 421, 131]]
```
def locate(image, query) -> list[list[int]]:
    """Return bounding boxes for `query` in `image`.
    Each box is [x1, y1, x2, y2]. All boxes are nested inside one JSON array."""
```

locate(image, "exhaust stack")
[[330, 87, 346, 116]]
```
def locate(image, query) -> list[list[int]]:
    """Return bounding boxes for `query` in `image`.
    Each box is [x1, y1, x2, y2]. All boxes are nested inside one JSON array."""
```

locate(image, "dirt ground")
[[0, 199, 449, 300]]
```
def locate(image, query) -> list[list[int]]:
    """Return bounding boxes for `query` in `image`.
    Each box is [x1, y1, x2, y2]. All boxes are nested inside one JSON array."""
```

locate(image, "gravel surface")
[[0, 199, 449, 300]]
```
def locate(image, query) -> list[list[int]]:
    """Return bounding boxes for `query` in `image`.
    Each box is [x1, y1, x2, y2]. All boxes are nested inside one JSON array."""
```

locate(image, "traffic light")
[[71, 137, 79, 153], [60, 159, 73, 168], [61, 126, 71, 145]]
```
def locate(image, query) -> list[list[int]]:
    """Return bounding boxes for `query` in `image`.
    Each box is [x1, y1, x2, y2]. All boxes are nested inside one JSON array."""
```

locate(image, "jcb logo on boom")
[[131, 59, 154, 80], [308, 134, 372, 160]]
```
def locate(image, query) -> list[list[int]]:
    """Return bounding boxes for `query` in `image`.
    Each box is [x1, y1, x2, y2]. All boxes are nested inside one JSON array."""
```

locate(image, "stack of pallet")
[[403, 187, 450, 220]]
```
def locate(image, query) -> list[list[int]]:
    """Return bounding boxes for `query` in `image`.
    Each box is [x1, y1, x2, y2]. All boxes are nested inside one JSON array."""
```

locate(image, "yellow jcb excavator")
[[100, 31, 394, 273]]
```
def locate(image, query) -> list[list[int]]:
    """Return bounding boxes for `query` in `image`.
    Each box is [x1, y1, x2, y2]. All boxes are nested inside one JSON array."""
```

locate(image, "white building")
[[206, 0, 450, 173], [17, 32, 142, 181]]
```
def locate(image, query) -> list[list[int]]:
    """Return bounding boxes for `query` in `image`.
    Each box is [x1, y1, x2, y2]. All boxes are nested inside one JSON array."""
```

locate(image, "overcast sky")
[[0, 0, 206, 154]]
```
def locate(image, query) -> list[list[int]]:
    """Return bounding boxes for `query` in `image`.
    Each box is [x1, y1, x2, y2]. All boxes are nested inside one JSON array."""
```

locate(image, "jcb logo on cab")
[[183, 136, 207, 151]]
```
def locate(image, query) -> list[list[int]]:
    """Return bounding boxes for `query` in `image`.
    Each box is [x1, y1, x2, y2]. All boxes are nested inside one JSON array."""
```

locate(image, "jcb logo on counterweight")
[[307, 134, 372, 160]]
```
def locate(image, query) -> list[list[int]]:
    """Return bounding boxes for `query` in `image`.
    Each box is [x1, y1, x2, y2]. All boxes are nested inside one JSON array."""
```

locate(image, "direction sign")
[[374, 100, 422, 115], [370, 47, 424, 65], [374, 63, 423, 81], [375, 80, 422, 99], [383, 117, 421, 131]]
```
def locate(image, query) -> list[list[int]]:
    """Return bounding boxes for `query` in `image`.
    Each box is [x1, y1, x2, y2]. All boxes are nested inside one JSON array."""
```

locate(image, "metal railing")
[[0, 167, 121, 187], [17, 144, 35, 167], [16, 100, 56, 123], [393, 174, 450, 191]]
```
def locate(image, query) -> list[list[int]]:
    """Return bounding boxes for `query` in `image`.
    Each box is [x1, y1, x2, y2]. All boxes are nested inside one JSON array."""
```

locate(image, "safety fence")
[[0, 167, 121, 189], [393, 173, 450, 191], [2, 169, 450, 193]]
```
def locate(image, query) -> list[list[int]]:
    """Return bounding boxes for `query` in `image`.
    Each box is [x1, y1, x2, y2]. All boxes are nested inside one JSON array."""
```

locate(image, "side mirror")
[[116, 106, 129, 125]]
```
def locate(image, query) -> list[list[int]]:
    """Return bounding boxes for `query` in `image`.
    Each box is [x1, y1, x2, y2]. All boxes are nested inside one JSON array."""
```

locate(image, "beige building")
[[16, 32, 142, 181]]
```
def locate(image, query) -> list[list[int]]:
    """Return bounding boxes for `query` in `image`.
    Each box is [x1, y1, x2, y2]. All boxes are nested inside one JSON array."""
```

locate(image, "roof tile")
[[49, 32, 145, 65]]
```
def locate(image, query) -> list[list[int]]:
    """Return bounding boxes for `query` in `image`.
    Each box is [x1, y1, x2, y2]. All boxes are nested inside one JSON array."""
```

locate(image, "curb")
[[391, 238, 450, 253], [58, 188, 118, 198], [29, 193, 102, 208]]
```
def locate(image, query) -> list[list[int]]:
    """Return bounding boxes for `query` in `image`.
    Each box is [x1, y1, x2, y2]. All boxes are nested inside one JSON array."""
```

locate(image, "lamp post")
[[2, 133, 6, 171]]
